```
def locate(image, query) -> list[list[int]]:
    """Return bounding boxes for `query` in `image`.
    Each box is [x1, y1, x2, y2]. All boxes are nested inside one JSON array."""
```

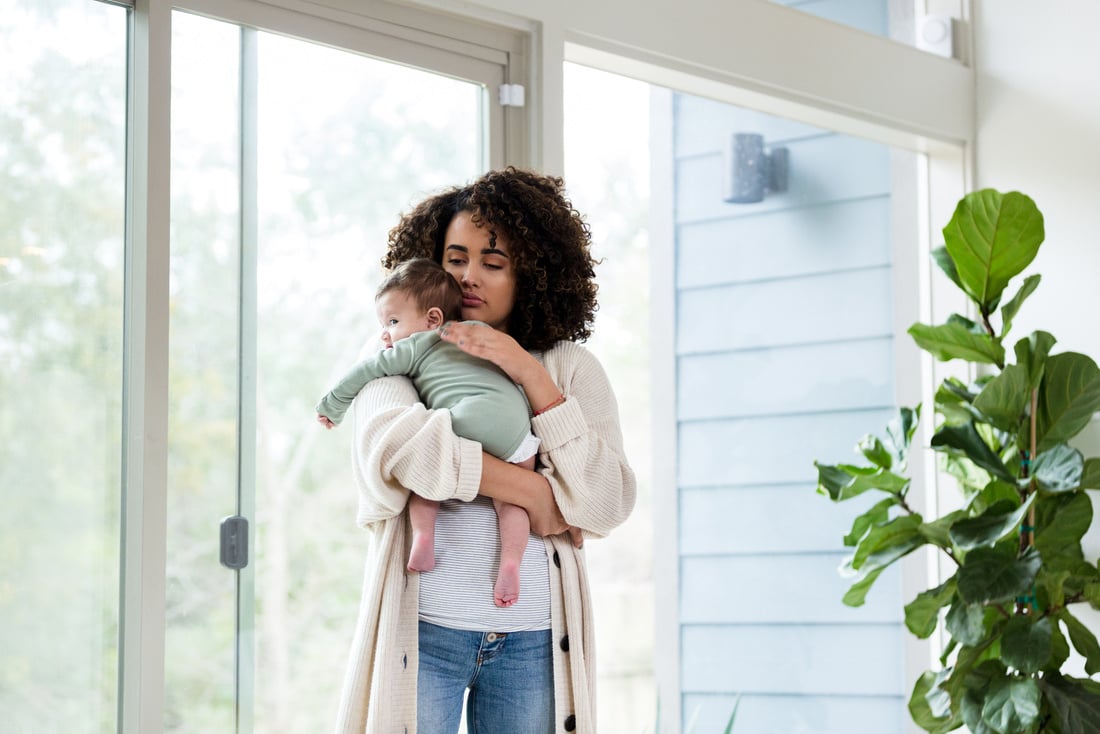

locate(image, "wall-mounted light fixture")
[[723, 133, 789, 204]]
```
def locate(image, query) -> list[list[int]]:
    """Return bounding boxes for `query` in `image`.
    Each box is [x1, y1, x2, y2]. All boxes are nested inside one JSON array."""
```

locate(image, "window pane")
[[563, 62, 655, 734], [668, 87, 912, 733], [769, 0, 958, 56], [0, 1, 128, 731], [770, 0, 891, 37], [166, 11, 241, 732], [166, 11, 486, 729], [253, 32, 482, 732]]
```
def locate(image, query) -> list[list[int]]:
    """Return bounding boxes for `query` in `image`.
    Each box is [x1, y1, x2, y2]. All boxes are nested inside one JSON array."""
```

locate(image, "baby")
[[315, 258, 539, 607]]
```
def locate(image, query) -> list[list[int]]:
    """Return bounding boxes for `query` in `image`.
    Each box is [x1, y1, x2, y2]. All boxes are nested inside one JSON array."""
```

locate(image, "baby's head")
[[375, 258, 463, 348]]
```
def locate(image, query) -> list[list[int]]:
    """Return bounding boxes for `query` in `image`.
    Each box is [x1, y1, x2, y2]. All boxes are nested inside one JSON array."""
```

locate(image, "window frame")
[[118, 1, 529, 731]]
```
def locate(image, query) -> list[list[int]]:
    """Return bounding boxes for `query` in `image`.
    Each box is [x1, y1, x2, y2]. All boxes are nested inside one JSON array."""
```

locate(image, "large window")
[[0, 1, 128, 730], [564, 58, 928, 732]]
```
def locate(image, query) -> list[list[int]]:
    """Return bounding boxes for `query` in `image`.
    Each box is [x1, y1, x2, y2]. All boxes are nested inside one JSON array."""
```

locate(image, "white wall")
[[973, 0, 1100, 659], [973, 0, 1100, 359]]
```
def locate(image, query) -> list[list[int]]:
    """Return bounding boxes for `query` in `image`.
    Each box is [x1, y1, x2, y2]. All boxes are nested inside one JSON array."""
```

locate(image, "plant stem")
[[1015, 388, 1040, 615], [980, 307, 996, 338], [1039, 592, 1086, 620]]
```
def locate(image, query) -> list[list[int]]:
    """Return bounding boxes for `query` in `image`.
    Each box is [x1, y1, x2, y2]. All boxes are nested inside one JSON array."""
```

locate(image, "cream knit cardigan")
[[333, 340, 636, 734]]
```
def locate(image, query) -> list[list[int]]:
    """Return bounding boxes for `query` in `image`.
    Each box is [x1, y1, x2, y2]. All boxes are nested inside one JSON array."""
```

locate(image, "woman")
[[334, 167, 636, 733]]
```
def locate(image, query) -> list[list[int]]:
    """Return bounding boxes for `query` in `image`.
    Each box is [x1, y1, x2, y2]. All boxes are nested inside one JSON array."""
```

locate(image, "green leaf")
[[972, 363, 1030, 432], [949, 497, 1034, 550], [1015, 330, 1057, 391], [999, 274, 1041, 338], [1079, 458, 1100, 490], [905, 576, 958, 638], [859, 434, 893, 469], [1000, 615, 1052, 673], [910, 319, 1006, 367], [957, 547, 1042, 605], [1035, 491, 1092, 561], [843, 497, 895, 547], [721, 694, 741, 734], [920, 509, 970, 550], [942, 189, 1044, 312], [932, 423, 1015, 483], [937, 378, 982, 425], [942, 453, 994, 497], [885, 405, 921, 465], [1085, 582, 1100, 610], [1032, 443, 1085, 493], [1039, 567, 1072, 612], [1061, 608, 1100, 676], [851, 514, 924, 569], [909, 670, 961, 733], [945, 599, 991, 646], [959, 660, 1006, 734], [980, 675, 1041, 733], [841, 565, 887, 607], [815, 461, 909, 501], [841, 514, 925, 607], [1036, 352, 1100, 452], [931, 245, 965, 292], [1040, 673, 1100, 734], [969, 479, 1022, 514], [1048, 618, 1071, 672]]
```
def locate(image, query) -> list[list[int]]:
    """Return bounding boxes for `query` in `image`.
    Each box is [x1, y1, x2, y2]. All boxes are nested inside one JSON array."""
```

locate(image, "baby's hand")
[[317, 414, 336, 430]]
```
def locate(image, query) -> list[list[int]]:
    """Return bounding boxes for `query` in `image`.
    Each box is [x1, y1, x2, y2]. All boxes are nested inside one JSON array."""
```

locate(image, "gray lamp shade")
[[723, 133, 789, 204]]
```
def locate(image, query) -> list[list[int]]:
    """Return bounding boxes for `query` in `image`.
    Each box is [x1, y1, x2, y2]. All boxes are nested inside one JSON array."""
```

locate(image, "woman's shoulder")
[[539, 340, 608, 379]]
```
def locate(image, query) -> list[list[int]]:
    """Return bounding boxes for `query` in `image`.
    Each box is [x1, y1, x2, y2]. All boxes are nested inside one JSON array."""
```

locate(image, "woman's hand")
[[438, 321, 563, 414], [438, 321, 533, 382]]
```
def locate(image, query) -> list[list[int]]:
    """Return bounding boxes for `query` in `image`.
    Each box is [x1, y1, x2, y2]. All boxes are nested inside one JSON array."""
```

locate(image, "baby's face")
[[376, 290, 433, 348]]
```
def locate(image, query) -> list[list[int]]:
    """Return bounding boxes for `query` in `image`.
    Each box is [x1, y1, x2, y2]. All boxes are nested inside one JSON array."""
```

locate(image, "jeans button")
[[486, 632, 498, 643]]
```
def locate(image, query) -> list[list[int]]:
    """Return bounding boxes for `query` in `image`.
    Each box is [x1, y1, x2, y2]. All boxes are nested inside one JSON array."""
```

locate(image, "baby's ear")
[[426, 307, 445, 328]]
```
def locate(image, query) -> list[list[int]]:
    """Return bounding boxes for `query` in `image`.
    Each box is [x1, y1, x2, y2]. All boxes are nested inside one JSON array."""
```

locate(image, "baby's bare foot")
[[494, 559, 521, 607], [407, 534, 435, 572]]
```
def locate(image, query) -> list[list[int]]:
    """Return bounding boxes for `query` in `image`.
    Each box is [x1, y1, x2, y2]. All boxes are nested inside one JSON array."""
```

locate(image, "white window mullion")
[[119, 1, 171, 733], [235, 24, 259, 734]]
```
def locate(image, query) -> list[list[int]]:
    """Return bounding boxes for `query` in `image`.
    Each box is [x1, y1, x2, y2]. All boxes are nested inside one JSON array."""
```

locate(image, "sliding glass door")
[[167, 9, 495, 731]]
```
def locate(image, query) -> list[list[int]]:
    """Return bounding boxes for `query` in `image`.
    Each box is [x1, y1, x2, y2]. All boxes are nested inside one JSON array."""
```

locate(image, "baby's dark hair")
[[376, 258, 463, 321]]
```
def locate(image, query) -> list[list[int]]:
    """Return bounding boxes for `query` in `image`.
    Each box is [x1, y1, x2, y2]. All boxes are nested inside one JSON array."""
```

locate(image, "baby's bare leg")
[[407, 494, 439, 572], [492, 498, 531, 607]]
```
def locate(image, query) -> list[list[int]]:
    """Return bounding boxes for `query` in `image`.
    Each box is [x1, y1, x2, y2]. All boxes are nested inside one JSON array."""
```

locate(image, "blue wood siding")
[[671, 75, 903, 731]]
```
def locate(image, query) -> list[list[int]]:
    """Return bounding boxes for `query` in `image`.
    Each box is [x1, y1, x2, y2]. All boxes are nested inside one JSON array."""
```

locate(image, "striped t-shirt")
[[418, 495, 552, 631]]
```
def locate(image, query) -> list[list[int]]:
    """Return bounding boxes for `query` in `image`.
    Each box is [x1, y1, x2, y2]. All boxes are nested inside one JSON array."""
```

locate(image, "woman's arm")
[[531, 343, 637, 538], [477, 453, 582, 545], [350, 374, 483, 528]]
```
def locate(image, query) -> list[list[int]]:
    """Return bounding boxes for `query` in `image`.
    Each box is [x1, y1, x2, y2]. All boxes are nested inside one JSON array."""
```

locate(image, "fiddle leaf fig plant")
[[814, 189, 1100, 734]]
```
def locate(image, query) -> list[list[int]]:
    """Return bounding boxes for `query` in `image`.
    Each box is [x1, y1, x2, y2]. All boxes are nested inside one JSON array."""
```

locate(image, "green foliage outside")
[[815, 190, 1100, 734]]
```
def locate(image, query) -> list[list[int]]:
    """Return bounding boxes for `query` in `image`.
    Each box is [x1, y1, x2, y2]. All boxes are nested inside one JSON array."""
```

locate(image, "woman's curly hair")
[[382, 167, 599, 352]]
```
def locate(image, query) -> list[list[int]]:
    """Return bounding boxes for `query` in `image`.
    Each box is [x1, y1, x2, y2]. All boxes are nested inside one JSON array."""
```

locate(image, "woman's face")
[[441, 211, 517, 331]]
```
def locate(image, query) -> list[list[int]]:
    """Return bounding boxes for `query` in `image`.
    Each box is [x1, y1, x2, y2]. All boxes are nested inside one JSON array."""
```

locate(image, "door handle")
[[219, 515, 249, 570]]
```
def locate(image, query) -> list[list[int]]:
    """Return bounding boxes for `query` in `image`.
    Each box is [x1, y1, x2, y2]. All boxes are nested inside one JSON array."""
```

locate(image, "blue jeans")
[[417, 620, 555, 734]]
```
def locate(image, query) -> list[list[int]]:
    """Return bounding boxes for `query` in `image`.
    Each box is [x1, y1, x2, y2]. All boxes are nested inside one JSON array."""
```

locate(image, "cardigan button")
[[560, 634, 569, 652], [553, 551, 561, 568], [564, 714, 576, 731]]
